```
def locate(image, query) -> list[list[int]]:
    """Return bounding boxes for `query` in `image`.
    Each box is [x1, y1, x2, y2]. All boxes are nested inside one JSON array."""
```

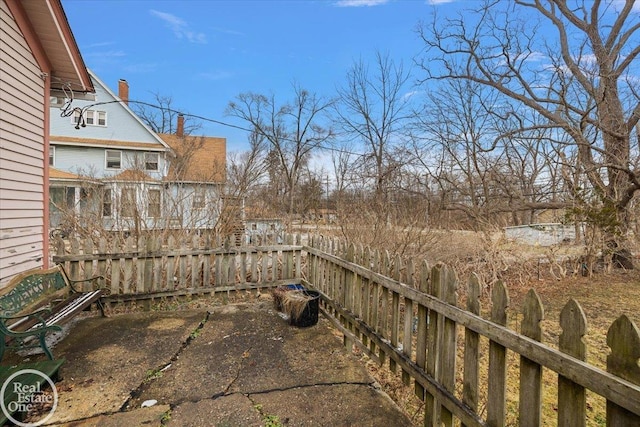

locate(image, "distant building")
[[504, 223, 578, 246], [245, 219, 283, 244]]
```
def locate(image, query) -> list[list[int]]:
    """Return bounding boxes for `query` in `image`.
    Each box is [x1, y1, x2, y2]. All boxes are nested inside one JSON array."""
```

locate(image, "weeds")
[[144, 368, 163, 383]]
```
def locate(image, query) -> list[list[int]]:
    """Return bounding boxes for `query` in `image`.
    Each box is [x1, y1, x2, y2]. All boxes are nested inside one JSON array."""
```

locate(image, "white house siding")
[[0, 1, 46, 284], [164, 184, 222, 230]]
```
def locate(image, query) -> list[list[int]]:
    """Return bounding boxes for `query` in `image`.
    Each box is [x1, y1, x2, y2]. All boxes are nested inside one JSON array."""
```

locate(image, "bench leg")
[[38, 332, 54, 360], [0, 337, 5, 362], [97, 299, 108, 317]]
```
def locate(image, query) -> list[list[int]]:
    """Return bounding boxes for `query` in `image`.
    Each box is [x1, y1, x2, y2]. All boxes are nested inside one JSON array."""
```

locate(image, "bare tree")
[[418, 0, 640, 266], [226, 130, 268, 198], [133, 92, 201, 135], [226, 84, 334, 224], [412, 77, 566, 229], [334, 51, 413, 216]]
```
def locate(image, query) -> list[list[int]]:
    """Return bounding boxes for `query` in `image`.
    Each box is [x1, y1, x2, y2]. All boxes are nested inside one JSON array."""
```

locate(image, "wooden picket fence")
[[51, 233, 303, 300], [304, 235, 640, 427], [51, 233, 640, 425]]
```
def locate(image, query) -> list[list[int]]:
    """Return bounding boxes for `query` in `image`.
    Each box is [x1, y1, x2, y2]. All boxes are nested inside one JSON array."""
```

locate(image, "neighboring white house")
[[0, 0, 93, 285], [49, 74, 231, 236]]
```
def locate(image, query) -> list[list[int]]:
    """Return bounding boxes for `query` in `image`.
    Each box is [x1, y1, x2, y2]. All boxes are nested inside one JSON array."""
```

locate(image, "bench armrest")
[[67, 274, 105, 293], [0, 307, 52, 322], [0, 307, 57, 337]]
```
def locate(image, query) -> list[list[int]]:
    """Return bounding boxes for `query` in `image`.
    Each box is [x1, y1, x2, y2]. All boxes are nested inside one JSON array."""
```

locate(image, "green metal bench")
[[0, 265, 107, 362]]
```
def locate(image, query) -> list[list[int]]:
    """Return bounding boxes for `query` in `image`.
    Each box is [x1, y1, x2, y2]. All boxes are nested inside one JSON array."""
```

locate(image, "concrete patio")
[[2, 295, 414, 426]]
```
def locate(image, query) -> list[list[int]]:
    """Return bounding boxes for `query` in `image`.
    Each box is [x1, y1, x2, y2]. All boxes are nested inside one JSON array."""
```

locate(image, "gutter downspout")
[[43, 73, 51, 268]]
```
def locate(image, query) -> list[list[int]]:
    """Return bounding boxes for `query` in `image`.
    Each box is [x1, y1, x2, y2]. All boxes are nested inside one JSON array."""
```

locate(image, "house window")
[[73, 110, 82, 127], [49, 187, 65, 213], [71, 110, 107, 127], [192, 191, 205, 209], [49, 146, 55, 166], [102, 189, 112, 217], [148, 189, 161, 218], [121, 188, 136, 217], [50, 96, 65, 107], [145, 152, 159, 171], [106, 150, 122, 169], [85, 109, 95, 125], [97, 111, 107, 126]]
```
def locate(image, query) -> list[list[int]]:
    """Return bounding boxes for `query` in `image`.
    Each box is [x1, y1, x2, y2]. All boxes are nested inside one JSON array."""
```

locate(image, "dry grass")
[[281, 291, 314, 321]]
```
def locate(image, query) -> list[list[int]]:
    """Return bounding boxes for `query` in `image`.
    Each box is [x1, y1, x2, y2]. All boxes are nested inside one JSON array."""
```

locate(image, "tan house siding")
[[0, 0, 46, 283]]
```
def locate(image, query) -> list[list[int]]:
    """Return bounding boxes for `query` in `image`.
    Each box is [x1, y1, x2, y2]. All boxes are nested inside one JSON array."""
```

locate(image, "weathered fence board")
[[304, 238, 640, 427]]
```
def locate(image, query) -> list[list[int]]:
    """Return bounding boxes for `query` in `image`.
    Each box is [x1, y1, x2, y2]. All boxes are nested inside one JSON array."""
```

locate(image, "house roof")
[[107, 169, 159, 183], [49, 167, 81, 180], [50, 136, 167, 151], [7, 0, 93, 93], [86, 70, 172, 150], [159, 133, 226, 183], [49, 167, 101, 185]]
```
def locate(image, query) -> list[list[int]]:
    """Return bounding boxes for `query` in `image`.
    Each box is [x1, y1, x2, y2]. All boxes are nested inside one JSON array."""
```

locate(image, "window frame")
[[97, 111, 107, 126], [192, 190, 206, 210], [120, 188, 136, 218], [144, 152, 159, 171], [49, 146, 55, 166], [71, 109, 107, 127], [147, 189, 162, 218], [106, 150, 122, 169], [85, 109, 95, 125], [102, 188, 112, 218]]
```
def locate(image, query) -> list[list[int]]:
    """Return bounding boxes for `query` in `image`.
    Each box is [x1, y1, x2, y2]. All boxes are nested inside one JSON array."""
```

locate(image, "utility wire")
[[61, 98, 370, 158]]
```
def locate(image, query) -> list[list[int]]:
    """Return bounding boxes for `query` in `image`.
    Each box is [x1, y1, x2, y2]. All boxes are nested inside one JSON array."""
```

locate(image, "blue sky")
[[61, 0, 449, 152]]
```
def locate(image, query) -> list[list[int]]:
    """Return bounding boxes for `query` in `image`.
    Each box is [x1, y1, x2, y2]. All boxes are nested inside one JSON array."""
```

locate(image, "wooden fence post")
[[462, 273, 481, 427], [415, 260, 430, 399], [390, 254, 402, 374], [606, 315, 640, 427], [123, 236, 133, 294], [97, 237, 107, 289], [110, 238, 121, 296], [519, 289, 544, 427], [558, 298, 587, 427], [82, 238, 94, 290], [487, 281, 509, 427], [439, 264, 458, 427], [401, 259, 415, 386], [165, 235, 176, 290], [425, 263, 443, 426]]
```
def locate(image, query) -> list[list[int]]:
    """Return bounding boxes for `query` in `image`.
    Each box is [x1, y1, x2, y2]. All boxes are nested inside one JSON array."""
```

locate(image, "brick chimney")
[[177, 114, 184, 137], [118, 79, 129, 105]]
